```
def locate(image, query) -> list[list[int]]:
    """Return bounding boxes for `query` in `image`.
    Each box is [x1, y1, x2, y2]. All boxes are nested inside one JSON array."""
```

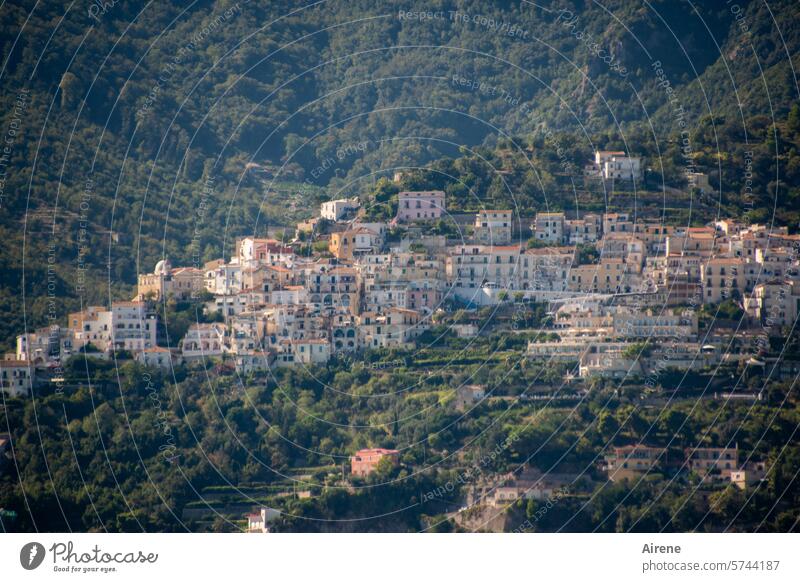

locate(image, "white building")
[[204, 261, 242, 295], [474, 210, 513, 245], [594, 151, 642, 181], [16, 325, 75, 365], [320, 198, 360, 222], [533, 212, 565, 243], [135, 347, 175, 369], [269, 286, 309, 306], [181, 323, 227, 359], [234, 351, 274, 374], [275, 339, 331, 366], [110, 302, 159, 352], [246, 507, 280, 533], [0, 360, 35, 396], [564, 213, 601, 244], [68, 302, 157, 353], [237, 237, 294, 267]]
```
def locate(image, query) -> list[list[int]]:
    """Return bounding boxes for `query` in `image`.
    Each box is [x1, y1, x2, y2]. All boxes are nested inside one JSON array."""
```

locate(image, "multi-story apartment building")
[[604, 445, 666, 482], [632, 222, 676, 255], [0, 359, 35, 396], [666, 227, 716, 259], [601, 155, 642, 181], [567, 258, 628, 293], [602, 212, 633, 235], [744, 279, 800, 329], [666, 253, 704, 282], [446, 244, 524, 291], [564, 213, 600, 244], [331, 311, 358, 352], [686, 446, 740, 480], [364, 285, 408, 311], [237, 237, 294, 267], [366, 255, 442, 289], [554, 306, 697, 340], [358, 308, 425, 349], [16, 325, 75, 365], [241, 264, 294, 293], [597, 234, 645, 272], [662, 269, 702, 306], [474, 209, 513, 245], [524, 247, 573, 291], [267, 285, 309, 306], [593, 151, 642, 181], [109, 301, 159, 352], [533, 212, 564, 243], [320, 197, 359, 221], [68, 305, 112, 351], [204, 260, 242, 296], [360, 254, 444, 313], [394, 190, 445, 223], [728, 224, 791, 261], [68, 302, 157, 353], [181, 323, 227, 359], [275, 339, 331, 366], [755, 247, 796, 280], [701, 257, 747, 303], [406, 284, 441, 314], [208, 290, 268, 319], [329, 227, 380, 260], [263, 305, 328, 345], [527, 339, 592, 361]]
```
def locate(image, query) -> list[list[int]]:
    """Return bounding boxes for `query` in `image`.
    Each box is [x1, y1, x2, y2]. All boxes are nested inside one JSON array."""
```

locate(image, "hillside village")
[[3, 148, 799, 530], [4, 150, 799, 392]]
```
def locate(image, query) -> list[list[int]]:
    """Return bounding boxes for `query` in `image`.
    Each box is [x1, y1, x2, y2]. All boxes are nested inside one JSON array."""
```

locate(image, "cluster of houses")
[[603, 443, 767, 490], [467, 466, 587, 508], [523, 213, 800, 380], [460, 442, 766, 521], [3, 150, 799, 396]]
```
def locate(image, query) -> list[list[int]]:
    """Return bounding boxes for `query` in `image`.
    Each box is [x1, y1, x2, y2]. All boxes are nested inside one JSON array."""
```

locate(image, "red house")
[[350, 448, 400, 477]]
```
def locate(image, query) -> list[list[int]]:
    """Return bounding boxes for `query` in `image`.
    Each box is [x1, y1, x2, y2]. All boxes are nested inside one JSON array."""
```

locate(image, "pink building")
[[350, 448, 400, 477], [395, 191, 445, 223]]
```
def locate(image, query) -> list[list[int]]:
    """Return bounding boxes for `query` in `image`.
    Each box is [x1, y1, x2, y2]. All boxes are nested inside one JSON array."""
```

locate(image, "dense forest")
[[2, 336, 798, 532]]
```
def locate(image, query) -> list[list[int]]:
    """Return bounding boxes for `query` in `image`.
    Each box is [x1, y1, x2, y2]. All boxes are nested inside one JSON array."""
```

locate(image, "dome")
[[154, 259, 172, 275]]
